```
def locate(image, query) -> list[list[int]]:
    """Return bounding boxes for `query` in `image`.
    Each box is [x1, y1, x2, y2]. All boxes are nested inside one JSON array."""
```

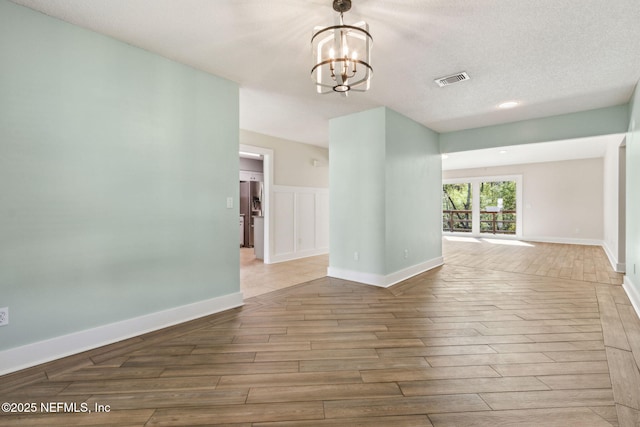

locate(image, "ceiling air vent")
[[434, 72, 470, 87]]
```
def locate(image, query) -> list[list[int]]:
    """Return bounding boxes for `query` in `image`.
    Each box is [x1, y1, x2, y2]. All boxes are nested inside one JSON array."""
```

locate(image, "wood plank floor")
[[240, 248, 328, 298], [1, 241, 639, 426], [443, 237, 624, 285]]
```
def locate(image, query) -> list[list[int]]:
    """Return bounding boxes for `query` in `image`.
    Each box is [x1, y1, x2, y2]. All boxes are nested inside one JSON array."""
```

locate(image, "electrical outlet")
[[354, 251, 359, 261], [404, 249, 409, 259], [0, 307, 8, 326]]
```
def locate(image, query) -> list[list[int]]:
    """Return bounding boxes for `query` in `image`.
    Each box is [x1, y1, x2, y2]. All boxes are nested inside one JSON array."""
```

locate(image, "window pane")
[[479, 180, 516, 234], [443, 183, 472, 233]]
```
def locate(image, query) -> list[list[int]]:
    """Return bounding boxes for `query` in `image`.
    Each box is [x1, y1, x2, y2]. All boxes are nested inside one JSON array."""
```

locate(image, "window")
[[442, 183, 472, 233], [479, 180, 517, 235], [443, 175, 522, 236]]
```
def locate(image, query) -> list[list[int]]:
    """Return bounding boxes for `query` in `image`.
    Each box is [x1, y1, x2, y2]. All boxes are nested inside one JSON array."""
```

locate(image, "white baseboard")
[[0, 292, 244, 376], [623, 276, 640, 319], [328, 256, 444, 288], [269, 248, 328, 264], [602, 241, 626, 273], [326, 267, 386, 287], [443, 233, 604, 247], [523, 236, 604, 246]]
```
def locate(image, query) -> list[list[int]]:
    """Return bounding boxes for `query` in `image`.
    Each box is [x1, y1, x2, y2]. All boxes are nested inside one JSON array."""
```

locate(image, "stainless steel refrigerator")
[[239, 180, 263, 247]]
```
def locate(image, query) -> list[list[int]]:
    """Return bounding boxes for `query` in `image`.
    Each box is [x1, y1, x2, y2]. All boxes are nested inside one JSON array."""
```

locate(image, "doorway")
[[237, 144, 329, 298], [239, 144, 273, 264]]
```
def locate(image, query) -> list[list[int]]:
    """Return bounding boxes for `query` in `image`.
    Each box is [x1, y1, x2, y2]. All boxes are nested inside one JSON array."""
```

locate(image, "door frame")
[[240, 144, 274, 264]]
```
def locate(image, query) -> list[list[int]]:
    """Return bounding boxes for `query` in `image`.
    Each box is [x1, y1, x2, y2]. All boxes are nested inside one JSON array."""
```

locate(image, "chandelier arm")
[[311, 25, 373, 44]]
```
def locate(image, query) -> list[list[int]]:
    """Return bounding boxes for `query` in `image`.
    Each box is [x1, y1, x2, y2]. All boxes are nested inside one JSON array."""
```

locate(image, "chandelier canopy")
[[311, 0, 373, 95]]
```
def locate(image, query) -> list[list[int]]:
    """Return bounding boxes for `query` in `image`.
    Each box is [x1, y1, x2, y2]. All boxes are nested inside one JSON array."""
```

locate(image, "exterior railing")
[[442, 210, 516, 234], [442, 209, 472, 233]]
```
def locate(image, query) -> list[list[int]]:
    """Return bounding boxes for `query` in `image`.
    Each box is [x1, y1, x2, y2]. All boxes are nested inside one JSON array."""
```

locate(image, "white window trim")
[[443, 174, 523, 238]]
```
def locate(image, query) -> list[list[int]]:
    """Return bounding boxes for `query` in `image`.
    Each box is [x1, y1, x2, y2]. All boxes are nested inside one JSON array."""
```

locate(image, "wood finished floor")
[[240, 248, 328, 298], [2, 241, 639, 426], [443, 237, 624, 285]]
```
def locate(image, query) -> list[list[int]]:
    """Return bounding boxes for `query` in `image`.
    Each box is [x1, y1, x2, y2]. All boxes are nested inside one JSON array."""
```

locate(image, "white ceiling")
[[441, 134, 626, 171], [10, 0, 640, 149]]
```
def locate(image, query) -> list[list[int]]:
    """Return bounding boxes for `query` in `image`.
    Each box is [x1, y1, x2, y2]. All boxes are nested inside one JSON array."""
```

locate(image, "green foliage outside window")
[[442, 183, 472, 232], [479, 181, 516, 210], [479, 181, 516, 234], [443, 181, 517, 234]]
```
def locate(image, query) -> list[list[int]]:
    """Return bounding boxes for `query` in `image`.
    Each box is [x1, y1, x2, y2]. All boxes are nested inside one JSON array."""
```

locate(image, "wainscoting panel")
[[297, 193, 316, 252], [272, 186, 329, 263], [316, 192, 330, 250], [273, 191, 295, 256]]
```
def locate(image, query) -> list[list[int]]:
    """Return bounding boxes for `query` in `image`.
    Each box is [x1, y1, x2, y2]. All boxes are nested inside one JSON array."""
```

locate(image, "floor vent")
[[434, 71, 470, 87]]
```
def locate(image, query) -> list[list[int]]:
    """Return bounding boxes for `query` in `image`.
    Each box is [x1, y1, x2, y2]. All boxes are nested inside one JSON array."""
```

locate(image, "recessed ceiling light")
[[498, 101, 519, 109], [499, 150, 508, 154], [441, 154, 449, 159]]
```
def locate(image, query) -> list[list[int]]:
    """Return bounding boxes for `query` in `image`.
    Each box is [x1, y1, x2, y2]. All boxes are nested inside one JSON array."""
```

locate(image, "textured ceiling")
[[10, 0, 640, 147]]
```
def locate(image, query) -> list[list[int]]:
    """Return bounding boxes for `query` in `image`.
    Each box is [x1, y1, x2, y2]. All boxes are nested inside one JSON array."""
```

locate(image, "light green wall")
[[385, 109, 442, 273], [627, 84, 640, 289], [329, 107, 387, 274], [440, 105, 629, 153], [329, 107, 441, 276], [0, 1, 239, 350]]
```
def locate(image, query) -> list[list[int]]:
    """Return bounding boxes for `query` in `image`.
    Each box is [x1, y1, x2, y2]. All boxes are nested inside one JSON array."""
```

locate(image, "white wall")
[[603, 140, 626, 271], [443, 158, 604, 244], [240, 129, 329, 188], [272, 186, 329, 263]]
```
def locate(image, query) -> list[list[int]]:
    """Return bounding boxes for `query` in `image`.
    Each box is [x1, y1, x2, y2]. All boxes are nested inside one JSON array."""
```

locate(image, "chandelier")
[[311, 0, 372, 95]]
